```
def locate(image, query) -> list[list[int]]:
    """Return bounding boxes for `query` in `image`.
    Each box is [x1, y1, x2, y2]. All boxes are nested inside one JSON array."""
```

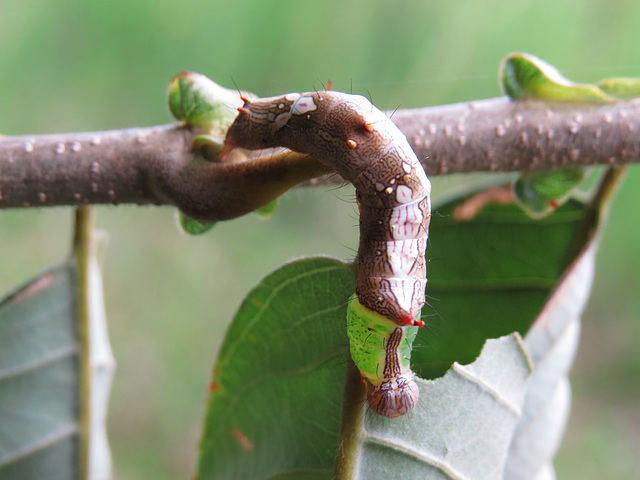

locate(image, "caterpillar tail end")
[[366, 376, 419, 418]]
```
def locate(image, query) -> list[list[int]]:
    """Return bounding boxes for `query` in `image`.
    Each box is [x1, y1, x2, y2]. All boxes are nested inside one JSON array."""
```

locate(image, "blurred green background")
[[1, 0, 639, 478]]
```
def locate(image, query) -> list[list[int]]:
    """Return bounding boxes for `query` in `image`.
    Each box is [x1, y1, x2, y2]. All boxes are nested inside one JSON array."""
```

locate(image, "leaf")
[[513, 168, 587, 219], [197, 169, 621, 479], [596, 77, 640, 100], [0, 206, 114, 480], [197, 257, 355, 480], [167, 72, 245, 132], [338, 334, 532, 480], [191, 134, 226, 161], [498, 53, 640, 103], [176, 196, 279, 235], [413, 186, 599, 379], [336, 171, 621, 480], [177, 211, 217, 235], [253, 198, 280, 219], [504, 168, 625, 479], [504, 254, 586, 480], [499, 53, 613, 103], [0, 264, 80, 480]]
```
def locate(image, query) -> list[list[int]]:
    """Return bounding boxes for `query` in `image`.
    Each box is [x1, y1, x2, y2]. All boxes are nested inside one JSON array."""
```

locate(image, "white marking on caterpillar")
[[291, 95, 317, 115], [224, 90, 431, 417], [275, 111, 292, 128]]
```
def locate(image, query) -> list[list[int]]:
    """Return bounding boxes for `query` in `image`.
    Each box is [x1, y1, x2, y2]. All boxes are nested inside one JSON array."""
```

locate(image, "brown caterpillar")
[[223, 90, 431, 416]]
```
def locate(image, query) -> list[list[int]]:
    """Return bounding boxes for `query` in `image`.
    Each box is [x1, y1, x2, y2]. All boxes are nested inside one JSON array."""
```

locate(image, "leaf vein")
[[363, 435, 467, 480], [0, 345, 79, 381], [451, 363, 522, 416], [0, 424, 78, 467]]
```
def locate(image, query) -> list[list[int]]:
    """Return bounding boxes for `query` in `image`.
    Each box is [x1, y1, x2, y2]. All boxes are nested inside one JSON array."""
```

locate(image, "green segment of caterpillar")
[[346, 294, 419, 418]]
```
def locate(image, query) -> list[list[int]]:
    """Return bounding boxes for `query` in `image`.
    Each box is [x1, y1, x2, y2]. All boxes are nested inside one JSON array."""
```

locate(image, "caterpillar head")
[[222, 93, 330, 159], [222, 91, 376, 171], [366, 375, 419, 418]]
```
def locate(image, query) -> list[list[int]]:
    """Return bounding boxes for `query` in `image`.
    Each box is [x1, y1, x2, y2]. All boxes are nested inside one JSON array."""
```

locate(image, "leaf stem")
[[73, 205, 95, 480], [334, 361, 367, 479]]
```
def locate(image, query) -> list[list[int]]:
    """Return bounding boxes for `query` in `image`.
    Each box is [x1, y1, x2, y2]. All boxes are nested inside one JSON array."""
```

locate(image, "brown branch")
[[0, 125, 186, 207], [0, 124, 331, 221], [1, 97, 639, 221], [392, 97, 640, 175]]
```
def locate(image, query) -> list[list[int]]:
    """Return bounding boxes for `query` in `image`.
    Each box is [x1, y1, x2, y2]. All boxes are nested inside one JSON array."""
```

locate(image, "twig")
[[1, 97, 639, 221]]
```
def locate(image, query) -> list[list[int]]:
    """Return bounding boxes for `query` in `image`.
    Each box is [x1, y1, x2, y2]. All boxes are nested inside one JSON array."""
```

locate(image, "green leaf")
[[414, 187, 599, 378], [0, 263, 80, 480], [177, 211, 217, 235], [0, 206, 114, 480], [499, 53, 613, 103], [596, 77, 640, 100], [177, 195, 279, 233], [253, 198, 280, 219], [167, 72, 244, 132], [198, 257, 355, 480], [191, 134, 225, 162], [505, 239, 595, 478], [513, 168, 586, 218], [338, 334, 532, 480], [197, 169, 619, 479], [499, 53, 640, 103]]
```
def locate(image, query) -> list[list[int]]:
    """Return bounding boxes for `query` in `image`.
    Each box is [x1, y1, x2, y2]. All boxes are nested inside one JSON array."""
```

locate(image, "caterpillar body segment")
[[224, 91, 431, 327], [347, 295, 419, 418]]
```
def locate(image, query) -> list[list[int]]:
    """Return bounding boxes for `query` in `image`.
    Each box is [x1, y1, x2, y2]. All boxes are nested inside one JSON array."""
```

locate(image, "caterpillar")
[[223, 90, 431, 417]]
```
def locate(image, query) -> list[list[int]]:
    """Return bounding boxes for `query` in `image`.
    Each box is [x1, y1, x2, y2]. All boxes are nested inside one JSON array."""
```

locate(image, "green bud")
[[499, 53, 613, 103], [168, 72, 247, 133]]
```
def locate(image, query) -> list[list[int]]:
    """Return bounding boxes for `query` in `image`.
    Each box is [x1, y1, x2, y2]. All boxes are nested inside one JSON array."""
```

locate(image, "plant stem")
[[73, 206, 95, 480], [334, 361, 367, 479]]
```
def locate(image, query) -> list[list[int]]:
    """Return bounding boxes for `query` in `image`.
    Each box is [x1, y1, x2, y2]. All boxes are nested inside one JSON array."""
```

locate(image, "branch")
[[2, 96, 639, 221], [393, 96, 640, 175], [0, 125, 187, 208], [0, 124, 331, 221]]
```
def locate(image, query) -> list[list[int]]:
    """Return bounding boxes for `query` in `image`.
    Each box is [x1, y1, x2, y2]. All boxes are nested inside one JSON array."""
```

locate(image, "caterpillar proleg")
[[223, 90, 431, 417]]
